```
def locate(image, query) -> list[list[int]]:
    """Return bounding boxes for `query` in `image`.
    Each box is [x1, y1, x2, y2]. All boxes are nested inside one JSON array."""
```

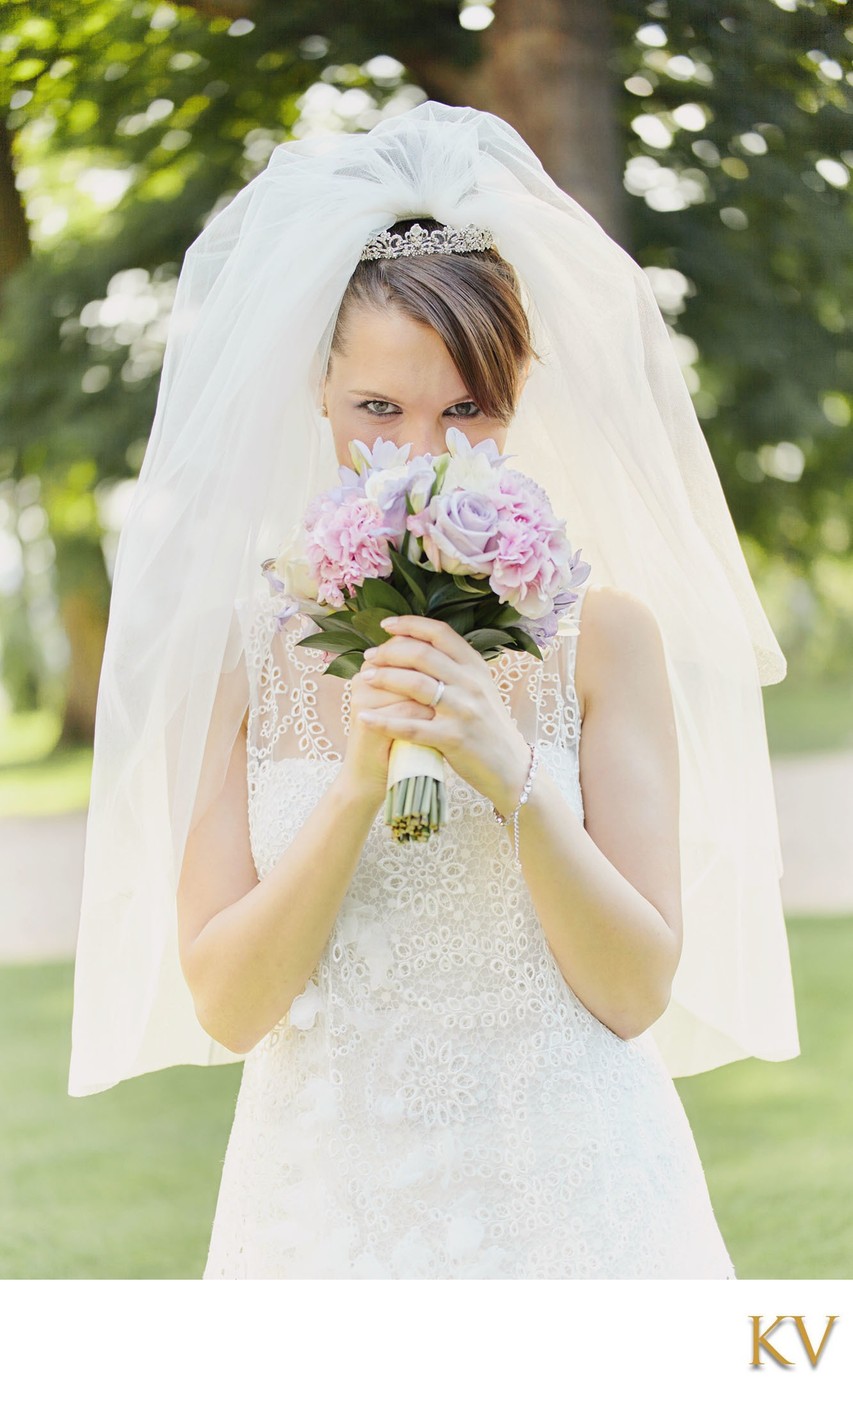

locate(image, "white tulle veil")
[[68, 101, 799, 1097]]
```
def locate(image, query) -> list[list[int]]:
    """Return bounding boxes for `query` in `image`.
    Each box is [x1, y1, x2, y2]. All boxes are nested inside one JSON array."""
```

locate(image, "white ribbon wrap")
[[387, 739, 447, 794]]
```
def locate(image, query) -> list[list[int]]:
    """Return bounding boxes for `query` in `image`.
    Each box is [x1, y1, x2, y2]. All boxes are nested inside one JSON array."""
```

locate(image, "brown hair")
[[330, 217, 540, 425]]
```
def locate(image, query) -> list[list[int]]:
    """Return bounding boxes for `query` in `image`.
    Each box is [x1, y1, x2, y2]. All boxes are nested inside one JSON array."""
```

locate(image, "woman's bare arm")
[[348, 589, 681, 1043], [178, 717, 383, 1055], [177, 646, 436, 1055], [492, 585, 684, 1040]]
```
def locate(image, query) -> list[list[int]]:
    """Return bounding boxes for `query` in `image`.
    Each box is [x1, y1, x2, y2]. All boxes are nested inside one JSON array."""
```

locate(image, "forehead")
[[332, 305, 469, 395]]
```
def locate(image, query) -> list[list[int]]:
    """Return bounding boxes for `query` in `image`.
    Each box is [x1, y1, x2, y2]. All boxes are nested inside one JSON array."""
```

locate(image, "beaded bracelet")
[[492, 742, 540, 863]]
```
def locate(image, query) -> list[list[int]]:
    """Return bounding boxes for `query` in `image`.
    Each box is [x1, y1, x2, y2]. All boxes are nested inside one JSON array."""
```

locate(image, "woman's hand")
[[341, 655, 439, 806], [357, 614, 532, 817]]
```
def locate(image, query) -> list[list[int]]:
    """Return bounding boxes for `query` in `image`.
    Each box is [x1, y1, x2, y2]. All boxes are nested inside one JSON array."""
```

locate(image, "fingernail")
[[381, 617, 398, 627]]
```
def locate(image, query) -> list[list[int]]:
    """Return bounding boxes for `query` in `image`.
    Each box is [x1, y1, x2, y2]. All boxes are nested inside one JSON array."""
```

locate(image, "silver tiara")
[[359, 221, 495, 262]]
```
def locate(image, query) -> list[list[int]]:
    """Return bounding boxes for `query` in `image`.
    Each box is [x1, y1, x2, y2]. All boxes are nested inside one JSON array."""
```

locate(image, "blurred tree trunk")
[[0, 122, 30, 291], [2, 125, 111, 742], [52, 538, 110, 746], [398, 0, 628, 246], [57, 589, 107, 743], [180, 0, 628, 247]]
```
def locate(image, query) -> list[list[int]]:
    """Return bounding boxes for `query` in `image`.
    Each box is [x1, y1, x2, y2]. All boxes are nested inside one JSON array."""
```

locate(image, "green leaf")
[[424, 574, 485, 611], [430, 596, 488, 622], [359, 576, 413, 615], [294, 627, 367, 652], [387, 542, 432, 583], [463, 627, 519, 654], [490, 604, 523, 627], [453, 574, 493, 596], [503, 628, 543, 660], [388, 568, 428, 613], [437, 604, 476, 635], [386, 546, 431, 609], [347, 607, 400, 644], [321, 606, 358, 623], [298, 606, 342, 626], [467, 599, 518, 631], [324, 651, 365, 681]]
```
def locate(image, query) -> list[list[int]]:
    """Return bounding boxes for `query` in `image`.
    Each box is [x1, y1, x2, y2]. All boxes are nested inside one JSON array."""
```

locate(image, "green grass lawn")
[[0, 710, 91, 816], [674, 914, 852, 1280], [0, 962, 241, 1278], [762, 674, 853, 756], [0, 914, 848, 1278]]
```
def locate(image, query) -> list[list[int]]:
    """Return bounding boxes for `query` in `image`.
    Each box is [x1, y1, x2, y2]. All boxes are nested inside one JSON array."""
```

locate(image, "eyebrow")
[[348, 389, 474, 401]]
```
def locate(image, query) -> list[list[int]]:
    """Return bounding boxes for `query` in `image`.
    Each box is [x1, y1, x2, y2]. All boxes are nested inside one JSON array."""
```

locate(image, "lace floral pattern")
[[203, 577, 736, 1279]]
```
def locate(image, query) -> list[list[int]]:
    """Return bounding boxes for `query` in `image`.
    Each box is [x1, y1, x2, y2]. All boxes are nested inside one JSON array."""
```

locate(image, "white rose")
[[272, 524, 319, 602], [276, 554, 319, 602]]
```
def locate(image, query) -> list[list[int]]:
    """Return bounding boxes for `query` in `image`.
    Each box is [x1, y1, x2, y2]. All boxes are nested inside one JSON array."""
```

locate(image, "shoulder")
[[574, 584, 667, 722]]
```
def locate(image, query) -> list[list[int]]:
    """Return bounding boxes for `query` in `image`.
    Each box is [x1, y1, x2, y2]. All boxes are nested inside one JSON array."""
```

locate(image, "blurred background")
[[0, 0, 850, 1278]]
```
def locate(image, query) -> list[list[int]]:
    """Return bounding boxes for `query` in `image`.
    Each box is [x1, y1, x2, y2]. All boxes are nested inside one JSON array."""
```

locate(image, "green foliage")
[[615, 0, 853, 564], [385, 545, 431, 610], [322, 649, 365, 682], [0, 0, 851, 709], [0, 0, 349, 481], [291, 547, 543, 675], [5, 0, 849, 557]]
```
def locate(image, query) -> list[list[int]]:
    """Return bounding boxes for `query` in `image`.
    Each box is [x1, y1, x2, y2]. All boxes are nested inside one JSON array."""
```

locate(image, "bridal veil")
[[68, 101, 799, 1096]]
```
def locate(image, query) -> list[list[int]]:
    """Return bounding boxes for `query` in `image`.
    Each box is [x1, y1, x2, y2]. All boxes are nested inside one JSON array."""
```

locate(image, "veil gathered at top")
[[68, 101, 799, 1097]]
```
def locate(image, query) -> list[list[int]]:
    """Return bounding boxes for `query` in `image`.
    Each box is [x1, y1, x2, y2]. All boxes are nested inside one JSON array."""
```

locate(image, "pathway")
[[1, 752, 851, 963]]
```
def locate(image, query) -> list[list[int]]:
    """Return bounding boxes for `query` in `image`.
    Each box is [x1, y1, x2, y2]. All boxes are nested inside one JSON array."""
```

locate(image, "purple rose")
[[407, 490, 501, 575]]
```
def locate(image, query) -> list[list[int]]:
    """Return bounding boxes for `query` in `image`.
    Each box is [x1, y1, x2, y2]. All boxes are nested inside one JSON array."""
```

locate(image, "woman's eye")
[[356, 400, 481, 418]]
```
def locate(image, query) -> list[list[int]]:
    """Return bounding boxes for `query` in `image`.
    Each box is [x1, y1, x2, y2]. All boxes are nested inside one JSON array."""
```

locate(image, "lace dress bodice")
[[203, 577, 736, 1279]]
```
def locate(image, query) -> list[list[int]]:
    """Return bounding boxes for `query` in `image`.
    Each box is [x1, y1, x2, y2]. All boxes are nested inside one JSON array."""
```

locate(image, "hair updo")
[[329, 217, 540, 426]]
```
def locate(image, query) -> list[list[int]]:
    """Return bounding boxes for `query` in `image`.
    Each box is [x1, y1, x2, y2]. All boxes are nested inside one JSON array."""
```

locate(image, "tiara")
[[359, 221, 495, 262]]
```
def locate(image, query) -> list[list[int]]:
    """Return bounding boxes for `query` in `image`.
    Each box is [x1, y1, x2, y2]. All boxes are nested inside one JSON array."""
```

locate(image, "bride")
[[67, 102, 800, 1279]]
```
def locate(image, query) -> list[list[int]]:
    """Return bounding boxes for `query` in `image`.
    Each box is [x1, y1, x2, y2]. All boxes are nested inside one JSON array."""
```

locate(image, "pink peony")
[[527, 547, 593, 647], [498, 465, 553, 513], [305, 496, 395, 607], [490, 478, 573, 618]]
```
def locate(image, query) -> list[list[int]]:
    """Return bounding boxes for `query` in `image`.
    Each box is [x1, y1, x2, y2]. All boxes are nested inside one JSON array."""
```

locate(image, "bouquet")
[[262, 427, 590, 843]]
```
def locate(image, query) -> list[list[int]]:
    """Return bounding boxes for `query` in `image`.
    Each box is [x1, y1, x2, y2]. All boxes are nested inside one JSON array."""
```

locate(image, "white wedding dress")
[[202, 575, 736, 1279]]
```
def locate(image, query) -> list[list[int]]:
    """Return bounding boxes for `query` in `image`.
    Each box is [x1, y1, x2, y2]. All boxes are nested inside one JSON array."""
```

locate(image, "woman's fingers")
[[358, 708, 455, 746], [365, 623, 474, 684], [352, 672, 434, 717], [379, 615, 476, 667], [360, 665, 444, 708]]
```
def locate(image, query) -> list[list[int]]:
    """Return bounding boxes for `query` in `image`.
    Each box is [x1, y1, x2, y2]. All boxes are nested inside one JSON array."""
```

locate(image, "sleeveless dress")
[[202, 575, 737, 1279]]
